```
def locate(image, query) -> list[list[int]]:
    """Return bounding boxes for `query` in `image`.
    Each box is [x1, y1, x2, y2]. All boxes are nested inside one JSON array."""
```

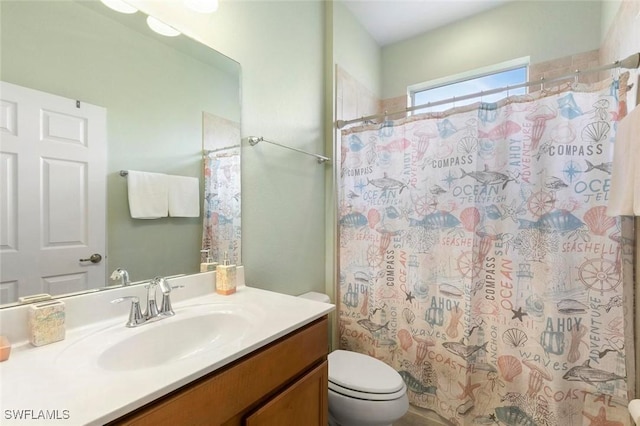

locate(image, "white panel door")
[[0, 81, 106, 303]]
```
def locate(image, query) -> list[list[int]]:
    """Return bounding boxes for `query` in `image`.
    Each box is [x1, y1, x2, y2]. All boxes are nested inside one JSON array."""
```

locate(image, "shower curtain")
[[202, 149, 241, 264], [338, 74, 634, 425]]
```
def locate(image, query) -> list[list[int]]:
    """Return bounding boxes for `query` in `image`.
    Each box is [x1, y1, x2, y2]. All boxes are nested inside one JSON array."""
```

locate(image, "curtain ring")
[[613, 66, 620, 81]]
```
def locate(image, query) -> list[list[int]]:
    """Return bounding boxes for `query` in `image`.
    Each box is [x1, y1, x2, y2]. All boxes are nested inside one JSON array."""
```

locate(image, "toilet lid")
[[328, 380, 407, 401], [328, 350, 405, 395]]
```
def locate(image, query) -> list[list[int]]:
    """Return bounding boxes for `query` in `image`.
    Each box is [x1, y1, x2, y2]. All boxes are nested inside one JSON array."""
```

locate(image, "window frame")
[[408, 56, 530, 113]]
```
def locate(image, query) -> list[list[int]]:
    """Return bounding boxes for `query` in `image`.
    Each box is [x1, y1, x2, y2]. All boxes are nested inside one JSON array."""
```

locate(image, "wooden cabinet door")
[[245, 360, 328, 426]]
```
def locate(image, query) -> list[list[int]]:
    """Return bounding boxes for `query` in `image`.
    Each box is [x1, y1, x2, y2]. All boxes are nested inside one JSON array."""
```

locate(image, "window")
[[409, 58, 529, 114]]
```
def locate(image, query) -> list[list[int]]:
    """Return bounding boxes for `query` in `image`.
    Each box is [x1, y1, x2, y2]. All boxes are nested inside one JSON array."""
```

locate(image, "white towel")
[[168, 176, 200, 217], [127, 171, 169, 219], [608, 106, 640, 215]]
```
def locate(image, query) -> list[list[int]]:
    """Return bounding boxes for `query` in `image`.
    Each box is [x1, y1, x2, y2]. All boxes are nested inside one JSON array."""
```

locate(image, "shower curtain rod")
[[246, 136, 331, 164], [336, 52, 640, 129], [204, 145, 241, 155]]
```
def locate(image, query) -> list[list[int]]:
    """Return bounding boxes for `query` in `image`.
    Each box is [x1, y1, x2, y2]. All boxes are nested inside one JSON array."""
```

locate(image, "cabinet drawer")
[[245, 360, 328, 426], [113, 316, 328, 425]]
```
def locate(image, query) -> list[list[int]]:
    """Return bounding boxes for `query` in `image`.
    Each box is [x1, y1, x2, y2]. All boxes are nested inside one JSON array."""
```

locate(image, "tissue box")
[[28, 300, 65, 346]]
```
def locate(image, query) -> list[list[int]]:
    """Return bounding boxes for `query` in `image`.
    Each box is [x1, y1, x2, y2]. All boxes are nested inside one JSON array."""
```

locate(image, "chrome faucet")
[[111, 276, 181, 327], [110, 268, 131, 286], [155, 277, 176, 317], [111, 296, 145, 327]]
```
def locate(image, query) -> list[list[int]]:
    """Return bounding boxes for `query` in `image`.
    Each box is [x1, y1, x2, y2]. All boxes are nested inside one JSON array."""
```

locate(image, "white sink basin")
[[98, 310, 250, 370], [55, 303, 259, 371]]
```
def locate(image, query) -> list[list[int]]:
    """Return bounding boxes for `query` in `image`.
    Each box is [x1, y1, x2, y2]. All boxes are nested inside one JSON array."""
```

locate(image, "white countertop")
[[0, 276, 334, 425]]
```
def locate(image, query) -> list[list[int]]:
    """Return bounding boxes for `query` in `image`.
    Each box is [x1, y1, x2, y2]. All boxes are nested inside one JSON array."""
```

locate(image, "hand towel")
[[168, 175, 200, 217], [127, 171, 169, 219], [608, 106, 640, 215]]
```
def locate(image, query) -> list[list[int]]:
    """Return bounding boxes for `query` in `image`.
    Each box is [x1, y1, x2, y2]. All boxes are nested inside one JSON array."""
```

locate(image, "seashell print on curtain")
[[337, 73, 634, 425]]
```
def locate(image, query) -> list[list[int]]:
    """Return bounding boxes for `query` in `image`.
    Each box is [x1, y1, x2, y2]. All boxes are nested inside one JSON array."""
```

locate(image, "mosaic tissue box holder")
[[28, 300, 65, 346]]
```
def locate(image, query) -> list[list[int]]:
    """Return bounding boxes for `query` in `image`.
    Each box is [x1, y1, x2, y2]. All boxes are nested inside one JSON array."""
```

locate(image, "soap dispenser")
[[200, 249, 218, 272], [216, 252, 237, 295]]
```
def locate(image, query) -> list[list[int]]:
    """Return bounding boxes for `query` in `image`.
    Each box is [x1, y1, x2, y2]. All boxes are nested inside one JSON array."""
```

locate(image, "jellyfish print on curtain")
[[337, 73, 634, 425]]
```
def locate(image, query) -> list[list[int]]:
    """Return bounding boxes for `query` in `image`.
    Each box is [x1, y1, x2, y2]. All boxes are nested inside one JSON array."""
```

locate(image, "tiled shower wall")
[[528, 49, 601, 91], [335, 65, 381, 126]]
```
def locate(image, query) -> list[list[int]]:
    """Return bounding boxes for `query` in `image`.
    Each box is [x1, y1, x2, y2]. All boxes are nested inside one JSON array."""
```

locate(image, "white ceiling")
[[341, 0, 513, 46]]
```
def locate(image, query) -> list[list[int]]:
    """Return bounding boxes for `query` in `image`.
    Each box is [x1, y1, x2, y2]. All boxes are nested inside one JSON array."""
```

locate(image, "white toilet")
[[299, 293, 409, 426]]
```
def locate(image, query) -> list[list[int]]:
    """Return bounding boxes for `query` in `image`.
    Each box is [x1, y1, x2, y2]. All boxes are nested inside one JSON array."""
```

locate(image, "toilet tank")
[[298, 292, 331, 304]]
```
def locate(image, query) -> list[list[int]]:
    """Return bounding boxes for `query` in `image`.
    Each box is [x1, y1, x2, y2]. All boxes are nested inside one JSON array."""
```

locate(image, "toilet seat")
[[328, 350, 407, 401], [328, 380, 407, 401]]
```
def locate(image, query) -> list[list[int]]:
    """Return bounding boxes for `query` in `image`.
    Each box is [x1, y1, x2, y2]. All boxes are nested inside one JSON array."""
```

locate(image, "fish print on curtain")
[[202, 150, 241, 264], [338, 75, 633, 425]]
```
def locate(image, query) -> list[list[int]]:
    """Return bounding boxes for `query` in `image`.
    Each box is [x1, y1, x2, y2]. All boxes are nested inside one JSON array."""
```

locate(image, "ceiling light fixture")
[[183, 0, 219, 14], [146, 16, 181, 37], [100, 0, 138, 14]]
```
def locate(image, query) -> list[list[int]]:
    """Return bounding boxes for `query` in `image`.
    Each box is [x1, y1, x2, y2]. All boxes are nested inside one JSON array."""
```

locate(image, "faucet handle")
[[159, 284, 184, 317], [111, 296, 145, 327], [156, 277, 171, 294], [145, 281, 160, 320]]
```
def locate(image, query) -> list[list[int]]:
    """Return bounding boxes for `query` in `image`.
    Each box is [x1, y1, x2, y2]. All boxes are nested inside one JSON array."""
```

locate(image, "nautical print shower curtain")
[[338, 74, 634, 425], [202, 150, 241, 265]]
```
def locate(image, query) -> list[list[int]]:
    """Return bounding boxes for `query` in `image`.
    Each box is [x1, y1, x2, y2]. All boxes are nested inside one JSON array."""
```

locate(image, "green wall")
[[132, 0, 328, 296], [1, 1, 240, 284], [381, 0, 603, 99], [333, 1, 382, 98]]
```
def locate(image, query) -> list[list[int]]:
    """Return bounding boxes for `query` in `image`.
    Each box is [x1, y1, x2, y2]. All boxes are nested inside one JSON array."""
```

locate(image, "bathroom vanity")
[[0, 273, 334, 425], [113, 316, 328, 425]]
